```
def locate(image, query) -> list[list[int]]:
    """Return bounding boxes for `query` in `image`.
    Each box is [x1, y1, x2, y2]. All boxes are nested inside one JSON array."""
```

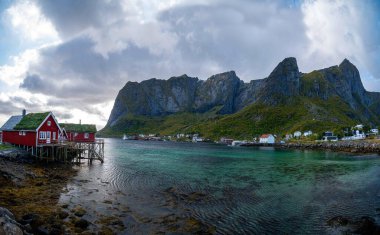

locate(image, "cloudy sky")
[[0, 0, 379, 129]]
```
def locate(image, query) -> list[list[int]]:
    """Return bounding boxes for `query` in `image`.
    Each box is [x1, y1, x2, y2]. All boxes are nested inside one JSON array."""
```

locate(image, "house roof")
[[260, 134, 272, 138], [0, 115, 24, 131], [14, 112, 50, 130], [59, 123, 97, 133]]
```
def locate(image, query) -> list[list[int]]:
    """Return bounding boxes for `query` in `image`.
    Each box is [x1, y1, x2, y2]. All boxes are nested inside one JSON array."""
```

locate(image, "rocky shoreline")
[[280, 141, 380, 154], [0, 147, 216, 234], [0, 148, 78, 234], [242, 140, 380, 154]]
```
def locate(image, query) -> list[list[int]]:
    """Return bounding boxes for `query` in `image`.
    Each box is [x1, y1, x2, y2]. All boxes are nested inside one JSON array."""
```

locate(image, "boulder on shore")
[[0, 207, 23, 235]]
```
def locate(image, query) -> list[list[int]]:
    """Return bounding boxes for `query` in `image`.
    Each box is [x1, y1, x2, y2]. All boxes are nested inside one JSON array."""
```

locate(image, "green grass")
[[60, 123, 97, 133], [300, 70, 329, 95], [98, 107, 223, 137], [0, 144, 13, 150], [14, 112, 50, 130]]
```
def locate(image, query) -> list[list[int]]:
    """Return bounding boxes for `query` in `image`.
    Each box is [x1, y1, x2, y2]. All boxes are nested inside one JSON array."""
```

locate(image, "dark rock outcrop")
[[258, 57, 300, 104], [0, 207, 23, 235]]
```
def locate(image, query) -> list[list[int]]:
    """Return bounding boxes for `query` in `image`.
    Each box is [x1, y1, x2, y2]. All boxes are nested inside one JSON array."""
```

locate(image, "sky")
[[0, 0, 379, 129]]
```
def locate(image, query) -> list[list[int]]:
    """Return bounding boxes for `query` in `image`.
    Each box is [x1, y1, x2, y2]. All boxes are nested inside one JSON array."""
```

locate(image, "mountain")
[[99, 58, 380, 139]]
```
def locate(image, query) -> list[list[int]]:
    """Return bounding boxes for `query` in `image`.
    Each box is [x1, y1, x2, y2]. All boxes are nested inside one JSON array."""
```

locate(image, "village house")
[[220, 137, 234, 145], [303, 130, 313, 137], [354, 124, 364, 129], [322, 131, 338, 141], [259, 134, 275, 144], [294, 131, 302, 138], [60, 123, 97, 142], [284, 133, 293, 140], [1, 111, 62, 147], [370, 129, 379, 135]]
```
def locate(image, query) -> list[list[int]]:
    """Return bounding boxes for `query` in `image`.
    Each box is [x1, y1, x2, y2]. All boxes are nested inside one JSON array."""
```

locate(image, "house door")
[[46, 131, 51, 144], [52, 132, 56, 141]]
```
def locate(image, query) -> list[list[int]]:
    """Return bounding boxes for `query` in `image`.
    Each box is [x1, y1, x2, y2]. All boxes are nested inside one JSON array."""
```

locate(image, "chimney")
[[22, 109, 26, 116]]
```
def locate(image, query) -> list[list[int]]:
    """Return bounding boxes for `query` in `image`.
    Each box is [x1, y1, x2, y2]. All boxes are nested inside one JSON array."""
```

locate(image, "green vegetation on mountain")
[[99, 58, 380, 140], [99, 96, 361, 139]]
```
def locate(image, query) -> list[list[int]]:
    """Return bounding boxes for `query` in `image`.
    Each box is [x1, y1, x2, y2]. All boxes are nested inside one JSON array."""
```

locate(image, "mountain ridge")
[[101, 57, 380, 138]]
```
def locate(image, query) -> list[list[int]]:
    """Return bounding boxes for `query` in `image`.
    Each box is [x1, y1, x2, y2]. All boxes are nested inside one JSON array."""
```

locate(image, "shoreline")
[[0, 147, 216, 234], [0, 148, 78, 234], [241, 140, 380, 154]]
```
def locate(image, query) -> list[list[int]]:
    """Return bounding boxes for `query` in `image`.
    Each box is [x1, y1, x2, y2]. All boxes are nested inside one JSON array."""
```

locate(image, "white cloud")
[[0, 49, 40, 86], [5, 0, 59, 42], [300, 0, 378, 76]]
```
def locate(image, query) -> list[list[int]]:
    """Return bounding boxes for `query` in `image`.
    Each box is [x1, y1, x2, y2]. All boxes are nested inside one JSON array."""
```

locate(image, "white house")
[[285, 133, 293, 140], [354, 124, 364, 129], [353, 130, 366, 140], [192, 136, 204, 142], [294, 131, 302, 138], [303, 130, 313, 137], [370, 129, 379, 135], [322, 131, 338, 141], [259, 134, 275, 144]]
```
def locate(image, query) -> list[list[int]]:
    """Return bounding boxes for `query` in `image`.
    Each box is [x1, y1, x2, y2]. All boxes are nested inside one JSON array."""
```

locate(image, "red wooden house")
[[1, 111, 62, 147], [59, 123, 97, 142]]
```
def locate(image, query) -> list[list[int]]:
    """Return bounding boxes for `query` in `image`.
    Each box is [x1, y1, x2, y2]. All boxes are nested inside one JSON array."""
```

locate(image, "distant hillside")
[[99, 58, 380, 139]]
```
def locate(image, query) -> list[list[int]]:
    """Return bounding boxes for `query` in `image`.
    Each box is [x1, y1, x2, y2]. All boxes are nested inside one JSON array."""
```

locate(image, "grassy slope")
[[99, 96, 359, 140]]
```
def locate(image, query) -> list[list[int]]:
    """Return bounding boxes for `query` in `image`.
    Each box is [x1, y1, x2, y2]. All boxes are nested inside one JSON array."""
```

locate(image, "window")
[[19, 131, 26, 136], [84, 133, 89, 139], [74, 133, 78, 137], [47, 121, 51, 126], [52, 132, 56, 140], [39, 131, 46, 139]]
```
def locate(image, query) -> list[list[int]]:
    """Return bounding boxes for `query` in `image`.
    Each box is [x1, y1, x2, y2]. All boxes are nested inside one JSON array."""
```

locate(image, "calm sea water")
[[60, 138, 380, 234]]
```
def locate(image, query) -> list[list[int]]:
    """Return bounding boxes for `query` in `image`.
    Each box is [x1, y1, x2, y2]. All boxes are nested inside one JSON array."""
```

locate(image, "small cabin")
[[1, 111, 61, 147], [259, 134, 275, 144], [294, 131, 302, 138], [322, 131, 338, 142], [60, 123, 97, 143], [303, 130, 313, 137]]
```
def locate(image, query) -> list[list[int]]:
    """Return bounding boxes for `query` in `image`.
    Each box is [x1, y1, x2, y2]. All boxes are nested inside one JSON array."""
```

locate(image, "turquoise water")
[[60, 139, 380, 234]]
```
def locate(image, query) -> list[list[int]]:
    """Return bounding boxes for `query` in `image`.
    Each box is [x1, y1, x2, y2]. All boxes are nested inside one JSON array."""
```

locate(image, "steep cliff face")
[[107, 75, 199, 126], [194, 71, 243, 114], [104, 57, 380, 134]]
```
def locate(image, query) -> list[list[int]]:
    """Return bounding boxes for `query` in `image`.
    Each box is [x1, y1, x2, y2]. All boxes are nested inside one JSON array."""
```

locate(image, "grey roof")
[[0, 115, 23, 131]]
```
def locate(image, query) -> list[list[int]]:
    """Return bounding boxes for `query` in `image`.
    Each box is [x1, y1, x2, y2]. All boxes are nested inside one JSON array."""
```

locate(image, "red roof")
[[260, 134, 272, 138]]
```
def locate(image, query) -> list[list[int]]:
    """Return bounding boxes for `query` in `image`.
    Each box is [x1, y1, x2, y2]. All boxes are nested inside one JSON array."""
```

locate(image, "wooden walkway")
[[20, 139, 104, 163]]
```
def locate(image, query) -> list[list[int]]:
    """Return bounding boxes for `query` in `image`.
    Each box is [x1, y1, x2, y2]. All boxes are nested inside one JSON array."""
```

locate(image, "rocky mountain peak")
[[208, 71, 238, 81], [270, 57, 299, 76], [339, 58, 354, 68], [338, 58, 365, 95], [265, 57, 300, 98]]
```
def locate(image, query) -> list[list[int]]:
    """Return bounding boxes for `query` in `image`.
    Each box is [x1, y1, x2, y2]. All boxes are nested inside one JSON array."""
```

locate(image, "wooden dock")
[[19, 139, 104, 163]]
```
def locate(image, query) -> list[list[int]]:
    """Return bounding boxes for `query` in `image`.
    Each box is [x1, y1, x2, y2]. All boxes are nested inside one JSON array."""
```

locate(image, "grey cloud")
[[20, 74, 48, 93], [0, 96, 46, 116], [35, 0, 123, 38], [53, 111, 74, 120], [0, 100, 21, 116], [158, 1, 309, 79], [19, 0, 380, 122]]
